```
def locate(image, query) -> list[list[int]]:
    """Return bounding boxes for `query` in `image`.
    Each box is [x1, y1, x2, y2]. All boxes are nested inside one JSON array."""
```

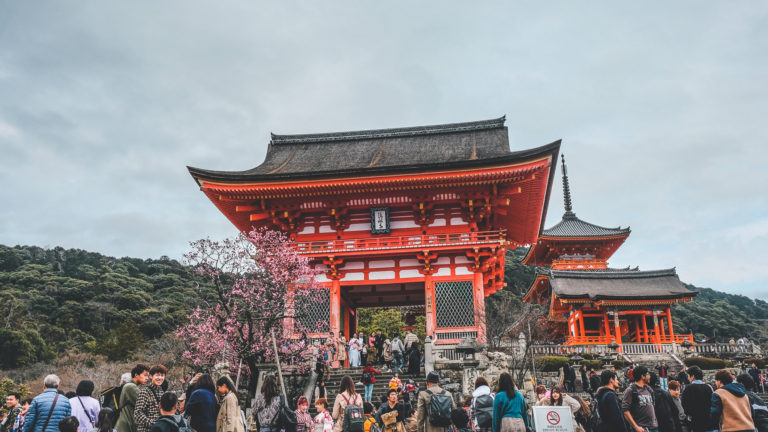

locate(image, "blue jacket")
[[185, 389, 219, 432], [491, 390, 529, 432], [23, 389, 73, 432]]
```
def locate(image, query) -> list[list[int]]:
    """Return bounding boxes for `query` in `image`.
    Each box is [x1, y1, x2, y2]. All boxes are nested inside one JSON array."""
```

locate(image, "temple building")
[[188, 117, 560, 345], [522, 156, 697, 351]]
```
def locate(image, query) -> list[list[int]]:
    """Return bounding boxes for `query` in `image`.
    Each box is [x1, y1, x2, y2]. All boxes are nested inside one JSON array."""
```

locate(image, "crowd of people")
[[318, 329, 422, 376], [528, 362, 768, 432], [5, 358, 768, 432], [0, 365, 246, 432]]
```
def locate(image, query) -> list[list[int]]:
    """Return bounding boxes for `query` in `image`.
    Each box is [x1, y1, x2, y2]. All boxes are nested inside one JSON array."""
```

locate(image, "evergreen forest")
[[0, 243, 766, 370]]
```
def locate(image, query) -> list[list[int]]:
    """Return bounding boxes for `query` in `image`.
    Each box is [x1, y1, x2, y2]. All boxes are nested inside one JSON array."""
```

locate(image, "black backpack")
[[362, 370, 373, 385], [589, 390, 610, 432], [159, 417, 194, 432], [472, 394, 494, 429], [426, 389, 452, 427], [272, 395, 297, 432], [342, 394, 365, 432]]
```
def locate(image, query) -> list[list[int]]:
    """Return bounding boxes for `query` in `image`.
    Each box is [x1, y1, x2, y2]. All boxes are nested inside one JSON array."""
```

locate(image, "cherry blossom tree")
[[177, 228, 325, 395]]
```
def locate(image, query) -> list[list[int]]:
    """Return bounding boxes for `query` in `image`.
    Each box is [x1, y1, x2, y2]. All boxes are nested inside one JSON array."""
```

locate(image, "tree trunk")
[[247, 360, 260, 402]]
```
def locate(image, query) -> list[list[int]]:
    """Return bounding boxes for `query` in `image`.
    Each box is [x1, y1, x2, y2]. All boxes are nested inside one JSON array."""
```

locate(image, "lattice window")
[[295, 288, 330, 332], [434, 281, 475, 328]]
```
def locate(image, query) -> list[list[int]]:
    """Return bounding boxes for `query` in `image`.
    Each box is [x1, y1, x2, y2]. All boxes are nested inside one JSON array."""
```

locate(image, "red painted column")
[[613, 312, 623, 353], [578, 309, 585, 343], [603, 312, 612, 344], [641, 314, 649, 343], [425, 274, 436, 339], [330, 280, 341, 337], [474, 271, 487, 344], [652, 312, 660, 345], [667, 307, 675, 342]]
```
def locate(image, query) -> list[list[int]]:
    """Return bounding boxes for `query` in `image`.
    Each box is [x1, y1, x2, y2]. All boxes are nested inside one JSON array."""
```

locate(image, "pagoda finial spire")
[[561, 154, 575, 217]]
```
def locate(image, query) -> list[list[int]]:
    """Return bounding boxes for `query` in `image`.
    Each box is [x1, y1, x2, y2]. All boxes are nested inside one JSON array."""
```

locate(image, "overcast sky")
[[1, 2, 766, 298]]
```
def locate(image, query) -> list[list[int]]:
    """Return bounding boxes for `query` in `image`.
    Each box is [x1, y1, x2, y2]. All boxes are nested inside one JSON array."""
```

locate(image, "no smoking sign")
[[533, 406, 573, 432], [546, 411, 560, 425]]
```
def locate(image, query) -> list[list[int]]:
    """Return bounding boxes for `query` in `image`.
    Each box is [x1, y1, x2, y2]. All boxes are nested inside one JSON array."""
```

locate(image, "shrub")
[[744, 358, 766, 369], [612, 359, 627, 369], [580, 360, 603, 370], [536, 356, 569, 372], [684, 357, 727, 370]]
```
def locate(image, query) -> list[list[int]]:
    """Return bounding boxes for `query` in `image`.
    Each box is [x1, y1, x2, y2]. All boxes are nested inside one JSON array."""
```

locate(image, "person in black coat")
[[580, 365, 589, 393], [589, 371, 601, 397], [681, 366, 718, 432], [749, 363, 763, 392], [650, 373, 682, 432], [407, 345, 420, 378], [562, 363, 576, 393], [595, 370, 628, 432]]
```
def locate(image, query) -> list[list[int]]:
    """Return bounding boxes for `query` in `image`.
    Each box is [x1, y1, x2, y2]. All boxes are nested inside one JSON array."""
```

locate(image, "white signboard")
[[533, 406, 574, 432]]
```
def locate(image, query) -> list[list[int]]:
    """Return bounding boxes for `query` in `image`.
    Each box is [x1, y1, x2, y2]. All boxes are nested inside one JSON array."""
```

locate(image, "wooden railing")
[[692, 343, 760, 355], [531, 342, 761, 357], [530, 344, 614, 356], [294, 230, 505, 255]]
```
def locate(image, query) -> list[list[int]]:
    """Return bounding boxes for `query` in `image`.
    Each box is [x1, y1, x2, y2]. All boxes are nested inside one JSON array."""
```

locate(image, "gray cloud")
[[0, 1, 766, 297]]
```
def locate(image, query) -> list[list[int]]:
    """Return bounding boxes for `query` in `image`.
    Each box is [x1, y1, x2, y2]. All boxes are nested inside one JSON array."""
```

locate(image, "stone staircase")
[[321, 366, 426, 405]]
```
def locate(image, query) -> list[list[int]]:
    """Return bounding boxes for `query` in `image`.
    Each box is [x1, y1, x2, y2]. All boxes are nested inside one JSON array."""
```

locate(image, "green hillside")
[[0, 243, 765, 369], [0, 244, 214, 368]]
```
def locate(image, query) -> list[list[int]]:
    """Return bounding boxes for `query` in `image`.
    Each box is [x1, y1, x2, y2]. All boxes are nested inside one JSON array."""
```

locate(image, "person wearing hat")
[[416, 372, 455, 432], [294, 397, 313, 432]]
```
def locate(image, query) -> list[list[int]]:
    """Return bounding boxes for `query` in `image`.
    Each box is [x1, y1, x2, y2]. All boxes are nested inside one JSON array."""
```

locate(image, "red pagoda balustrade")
[[294, 230, 506, 257]]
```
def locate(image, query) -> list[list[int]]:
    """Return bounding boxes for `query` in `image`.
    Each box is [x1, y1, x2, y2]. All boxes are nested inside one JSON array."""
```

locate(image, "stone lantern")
[[456, 337, 481, 367]]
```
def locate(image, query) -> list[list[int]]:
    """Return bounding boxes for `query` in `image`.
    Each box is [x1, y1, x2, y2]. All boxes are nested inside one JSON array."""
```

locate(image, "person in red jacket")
[[362, 362, 381, 403]]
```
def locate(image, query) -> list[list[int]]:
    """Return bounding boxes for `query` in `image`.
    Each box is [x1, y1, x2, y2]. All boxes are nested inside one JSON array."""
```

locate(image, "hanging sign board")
[[532, 406, 574, 432], [370, 207, 390, 234]]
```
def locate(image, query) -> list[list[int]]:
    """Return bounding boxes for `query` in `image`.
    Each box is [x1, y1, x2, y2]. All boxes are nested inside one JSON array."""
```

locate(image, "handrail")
[[294, 230, 506, 254]]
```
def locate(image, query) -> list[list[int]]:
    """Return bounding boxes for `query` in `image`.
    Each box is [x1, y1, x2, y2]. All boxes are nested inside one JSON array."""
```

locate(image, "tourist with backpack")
[[149, 393, 186, 432], [215, 377, 244, 432], [591, 370, 628, 432], [117, 365, 150, 432], [363, 403, 379, 432], [416, 372, 455, 432], [390, 337, 405, 375], [362, 363, 382, 403], [332, 376, 364, 432], [490, 373, 528, 432], [252, 376, 281, 432], [470, 378, 493, 432]]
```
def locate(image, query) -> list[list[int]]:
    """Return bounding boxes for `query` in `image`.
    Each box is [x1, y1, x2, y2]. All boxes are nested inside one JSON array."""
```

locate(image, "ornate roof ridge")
[[550, 267, 677, 279], [270, 116, 506, 145], [541, 213, 631, 237]]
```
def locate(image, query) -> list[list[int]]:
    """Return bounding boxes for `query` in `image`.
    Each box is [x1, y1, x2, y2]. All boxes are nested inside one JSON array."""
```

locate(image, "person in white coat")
[[470, 377, 494, 432]]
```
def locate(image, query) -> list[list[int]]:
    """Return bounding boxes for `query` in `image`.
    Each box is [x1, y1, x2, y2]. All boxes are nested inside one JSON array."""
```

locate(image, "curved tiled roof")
[[547, 268, 697, 301], [188, 116, 562, 183], [541, 214, 631, 238]]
